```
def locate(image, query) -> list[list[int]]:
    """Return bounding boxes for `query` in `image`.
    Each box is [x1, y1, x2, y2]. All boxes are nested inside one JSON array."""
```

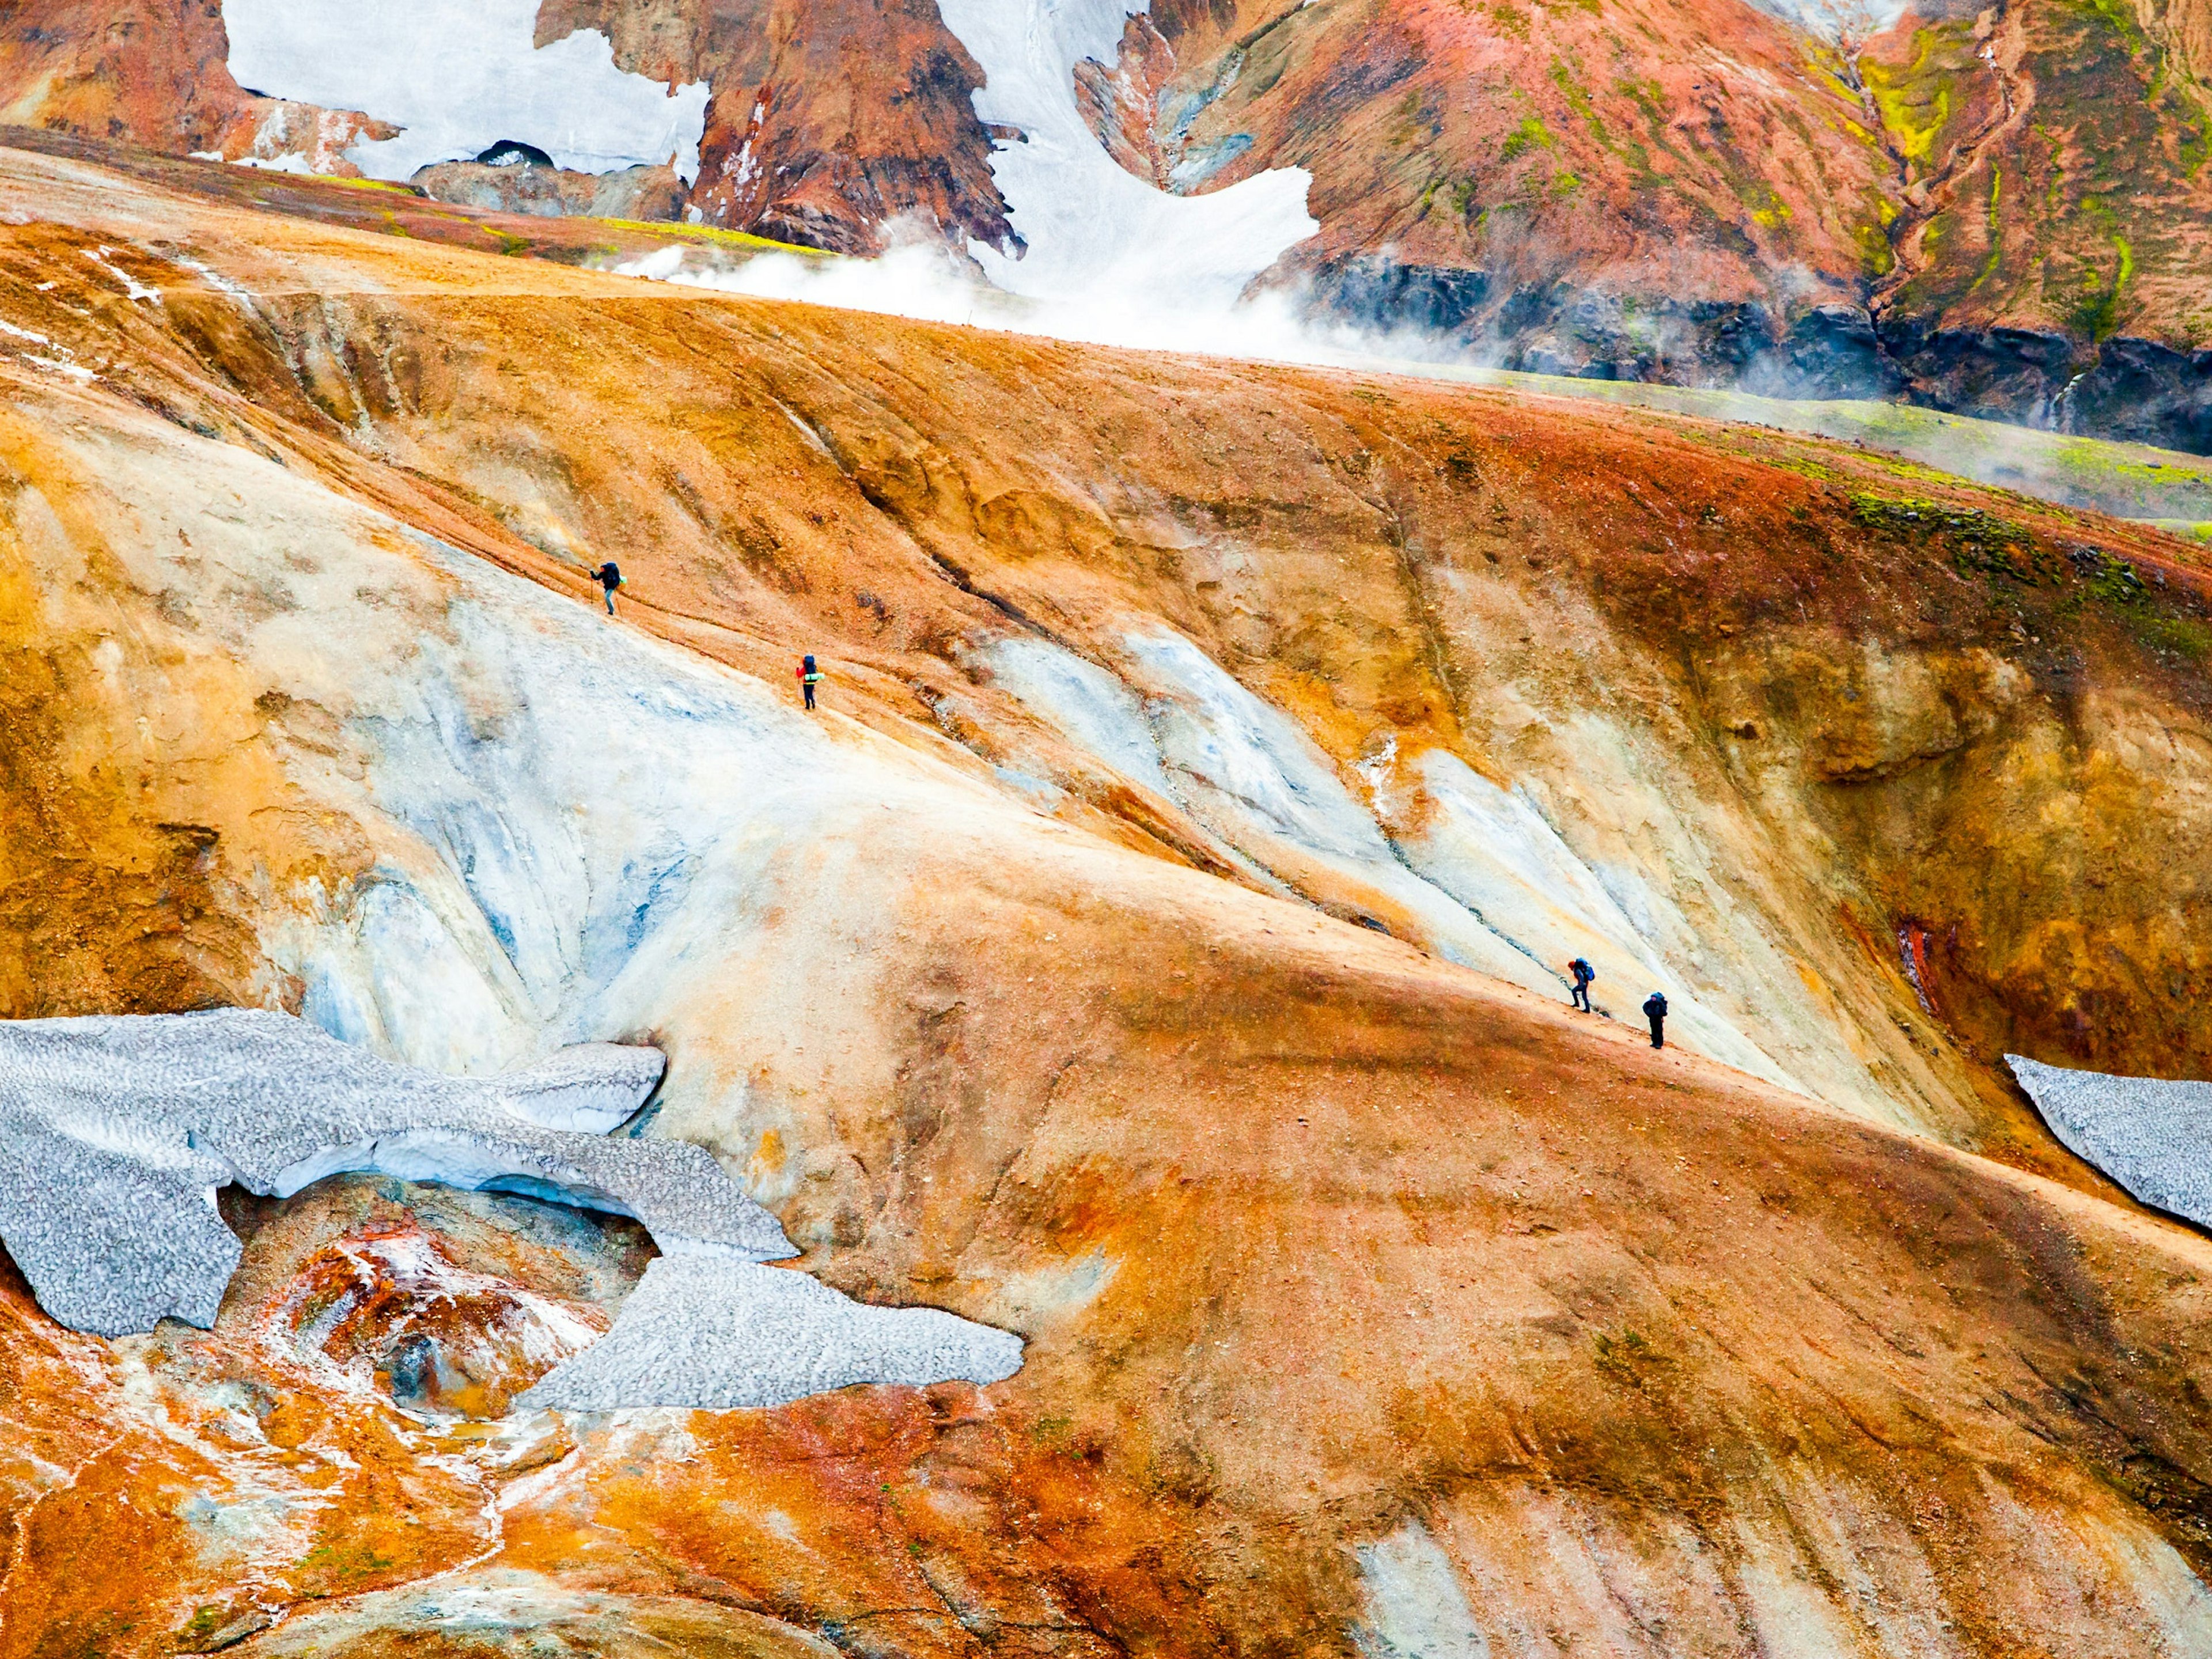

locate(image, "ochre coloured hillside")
[[5, 140, 2212, 1653]]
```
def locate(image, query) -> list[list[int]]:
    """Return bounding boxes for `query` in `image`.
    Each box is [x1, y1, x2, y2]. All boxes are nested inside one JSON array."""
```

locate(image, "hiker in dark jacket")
[[592, 560, 623, 615], [798, 654, 823, 710], [1643, 991, 1668, 1050], [1567, 957, 1594, 1012]]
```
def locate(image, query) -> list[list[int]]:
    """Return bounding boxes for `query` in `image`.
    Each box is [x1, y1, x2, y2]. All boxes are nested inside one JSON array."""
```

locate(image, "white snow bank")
[[2008, 1056, 2212, 1229], [931, 0, 1315, 308], [221, 0, 709, 182], [0, 1009, 1023, 1411], [521, 1249, 1025, 1411], [0, 1010, 772, 1336]]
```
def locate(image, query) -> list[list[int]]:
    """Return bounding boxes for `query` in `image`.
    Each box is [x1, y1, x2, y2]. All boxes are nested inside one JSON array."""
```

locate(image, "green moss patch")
[[1849, 491, 2050, 582]]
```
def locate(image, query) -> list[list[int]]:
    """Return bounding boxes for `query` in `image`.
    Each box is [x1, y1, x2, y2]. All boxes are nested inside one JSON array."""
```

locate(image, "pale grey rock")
[[520, 1249, 1025, 1411], [0, 1008, 787, 1336], [2008, 1054, 2212, 1226]]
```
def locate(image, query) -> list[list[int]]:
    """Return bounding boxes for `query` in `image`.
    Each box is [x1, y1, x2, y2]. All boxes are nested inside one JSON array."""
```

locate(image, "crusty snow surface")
[[221, 0, 709, 181], [522, 1250, 1024, 1411], [932, 0, 1316, 306], [0, 1010, 1020, 1409], [2009, 1055, 2212, 1228]]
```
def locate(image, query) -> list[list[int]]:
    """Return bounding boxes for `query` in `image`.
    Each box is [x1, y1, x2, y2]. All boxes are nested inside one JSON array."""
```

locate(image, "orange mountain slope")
[[6, 139, 2212, 1653]]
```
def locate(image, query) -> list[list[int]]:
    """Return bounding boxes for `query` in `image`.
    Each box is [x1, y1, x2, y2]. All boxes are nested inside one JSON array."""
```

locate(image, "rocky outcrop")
[[411, 148, 687, 221], [1313, 259, 1908, 399]]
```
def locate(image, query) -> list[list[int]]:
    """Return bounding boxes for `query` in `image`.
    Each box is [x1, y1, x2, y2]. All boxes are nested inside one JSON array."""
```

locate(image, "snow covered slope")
[[932, 0, 1315, 305], [221, 0, 709, 182]]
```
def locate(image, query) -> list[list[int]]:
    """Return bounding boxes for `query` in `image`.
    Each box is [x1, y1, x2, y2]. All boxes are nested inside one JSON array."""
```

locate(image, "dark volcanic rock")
[[1309, 253, 1492, 335], [1312, 263, 1902, 401], [2067, 338, 2212, 457]]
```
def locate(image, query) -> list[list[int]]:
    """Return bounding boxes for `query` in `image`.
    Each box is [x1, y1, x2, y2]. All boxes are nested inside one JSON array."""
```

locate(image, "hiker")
[[798, 653, 823, 710], [1643, 990, 1668, 1050], [1567, 956, 1594, 1012], [592, 560, 623, 615]]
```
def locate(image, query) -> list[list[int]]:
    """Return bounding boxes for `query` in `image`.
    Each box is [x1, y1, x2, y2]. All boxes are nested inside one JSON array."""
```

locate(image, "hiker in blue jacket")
[[1567, 957, 1595, 1012], [1643, 991, 1668, 1050]]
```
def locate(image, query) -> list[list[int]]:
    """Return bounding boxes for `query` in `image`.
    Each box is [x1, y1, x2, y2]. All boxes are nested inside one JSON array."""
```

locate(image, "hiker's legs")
[[1649, 1018, 1664, 1050], [1574, 984, 1590, 1011], [804, 681, 815, 710], [603, 589, 615, 615]]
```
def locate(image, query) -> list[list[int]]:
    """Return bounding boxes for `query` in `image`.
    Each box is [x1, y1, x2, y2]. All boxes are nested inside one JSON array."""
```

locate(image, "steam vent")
[[5, 2, 2212, 1649]]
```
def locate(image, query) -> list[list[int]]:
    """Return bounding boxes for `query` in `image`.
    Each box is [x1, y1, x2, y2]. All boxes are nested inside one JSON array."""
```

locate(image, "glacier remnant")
[[2009, 1054, 2212, 1230], [0, 1010, 1022, 1412]]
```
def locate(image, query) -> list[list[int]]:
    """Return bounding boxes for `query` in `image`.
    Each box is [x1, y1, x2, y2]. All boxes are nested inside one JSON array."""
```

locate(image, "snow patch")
[[0, 1010, 1021, 1413], [2008, 1056, 2212, 1230], [521, 1249, 1024, 1411], [930, 0, 1315, 306], [220, 0, 709, 182]]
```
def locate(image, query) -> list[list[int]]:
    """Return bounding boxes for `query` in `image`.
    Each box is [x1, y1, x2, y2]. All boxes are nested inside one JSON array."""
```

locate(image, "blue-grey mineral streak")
[[0, 1010, 1023, 1412], [2008, 1053, 2212, 1228]]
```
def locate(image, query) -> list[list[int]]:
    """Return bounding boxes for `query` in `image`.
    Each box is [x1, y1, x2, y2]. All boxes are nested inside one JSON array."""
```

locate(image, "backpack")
[[1570, 958, 1593, 983]]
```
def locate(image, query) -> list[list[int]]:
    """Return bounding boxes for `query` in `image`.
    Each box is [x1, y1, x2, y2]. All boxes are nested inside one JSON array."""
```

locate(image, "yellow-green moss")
[[1501, 115, 1556, 162], [596, 218, 831, 258], [1969, 165, 2003, 292], [1863, 31, 1962, 171]]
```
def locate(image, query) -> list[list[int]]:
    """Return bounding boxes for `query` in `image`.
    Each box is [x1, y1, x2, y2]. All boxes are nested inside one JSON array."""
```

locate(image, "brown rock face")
[[8, 139, 2212, 1653], [411, 155, 687, 222], [545, 0, 1012, 253]]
